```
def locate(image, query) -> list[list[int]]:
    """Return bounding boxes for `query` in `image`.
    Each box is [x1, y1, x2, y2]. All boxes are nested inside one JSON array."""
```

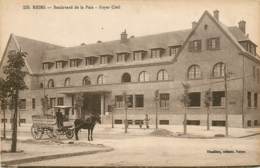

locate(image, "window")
[[56, 61, 64, 69], [157, 69, 168, 81], [187, 120, 200, 125], [70, 59, 80, 67], [85, 57, 96, 66], [188, 92, 201, 107], [135, 120, 144, 125], [126, 95, 133, 108], [117, 53, 128, 62], [257, 68, 260, 84], [134, 51, 145, 61], [253, 66, 256, 80], [64, 78, 71, 87], [32, 98, 35, 109], [19, 99, 26, 109], [1, 119, 7, 123], [40, 83, 43, 88], [83, 76, 91, 86], [135, 95, 144, 108], [169, 46, 180, 56], [49, 98, 56, 108], [100, 55, 109, 64], [188, 65, 201, 79], [57, 97, 64, 106], [212, 91, 225, 107], [115, 96, 123, 108], [122, 73, 131, 83], [114, 120, 123, 124], [20, 119, 26, 123], [207, 37, 220, 50], [248, 92, 251, 107], [159, 120, 169, 125], [151, 49, 162, 58], [247, 120, 252, 127], [160, 93, 169, 108], [47, 79, 54, 88], [139, 71, 149, 82], [213, 62, 225, 78], [97, 75, 105, 85], [188, 40, 201, 52], [212, 120, 226, 126], [254, 93, 258, 108], [42, 63, 51, 70], [254, 120, 258, 126]]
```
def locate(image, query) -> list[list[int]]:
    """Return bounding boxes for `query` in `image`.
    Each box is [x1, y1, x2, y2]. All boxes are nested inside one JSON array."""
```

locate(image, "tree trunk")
[[11, 90, 18, 152], [207, 107, 210, 131], [184, 108, 187, 135], [3, 108, 6, 139]]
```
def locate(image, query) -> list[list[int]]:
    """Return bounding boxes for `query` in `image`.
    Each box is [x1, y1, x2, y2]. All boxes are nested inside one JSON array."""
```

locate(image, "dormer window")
[[151, 48, 164, 58], [85, 56, 97, 66], [100, 55, 112, 64], [56, 61, 66, 69], [169, 46, 181, 56], [133, 51, 146, 61], [207, 37, 220, 50], [239, 41, 257, 56], [70, 59, 81, 67], [117, 53, 129, 62], [42, 62, 54, 70]]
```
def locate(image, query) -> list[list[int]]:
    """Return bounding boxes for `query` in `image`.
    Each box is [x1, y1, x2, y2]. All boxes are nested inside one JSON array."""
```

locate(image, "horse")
[[74, 115, 101, 141]]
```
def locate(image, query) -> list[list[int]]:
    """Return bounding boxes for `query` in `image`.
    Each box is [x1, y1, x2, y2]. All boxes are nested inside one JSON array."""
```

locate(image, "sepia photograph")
[[0, 0, 260, 167]]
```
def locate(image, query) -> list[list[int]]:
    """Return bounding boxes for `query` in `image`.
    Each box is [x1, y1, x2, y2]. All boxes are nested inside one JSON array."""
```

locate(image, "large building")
[[0, 10, 259, 127]]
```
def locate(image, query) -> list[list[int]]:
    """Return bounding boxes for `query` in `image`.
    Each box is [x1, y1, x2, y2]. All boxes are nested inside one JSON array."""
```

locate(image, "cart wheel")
[[31, 124, 43, 140], [65, 129, 74, 139]]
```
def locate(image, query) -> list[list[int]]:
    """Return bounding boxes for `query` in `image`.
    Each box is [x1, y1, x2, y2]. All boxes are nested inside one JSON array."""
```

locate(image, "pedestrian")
[[56, 109, 63, 129], [144, 114, 150, 129]]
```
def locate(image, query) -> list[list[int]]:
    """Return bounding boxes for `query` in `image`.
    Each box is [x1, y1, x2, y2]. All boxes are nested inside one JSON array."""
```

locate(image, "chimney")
[[192, 21, 197, 29], [120, 29, 128, 42], [238, 20, 246, 34], [213, 10, 219, 21]]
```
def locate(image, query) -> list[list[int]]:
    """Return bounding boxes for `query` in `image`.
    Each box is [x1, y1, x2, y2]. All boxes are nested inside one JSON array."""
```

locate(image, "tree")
[[0, 78, 8, 139], [204, 89, 212, 131], [3, 49, 27, 152], [180, 83, 190, 135]]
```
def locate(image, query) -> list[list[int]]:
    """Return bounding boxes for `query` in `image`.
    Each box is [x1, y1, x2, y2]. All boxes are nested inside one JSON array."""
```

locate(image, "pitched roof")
[[42, 29, 191, 62], [13, 35, 63, 73]]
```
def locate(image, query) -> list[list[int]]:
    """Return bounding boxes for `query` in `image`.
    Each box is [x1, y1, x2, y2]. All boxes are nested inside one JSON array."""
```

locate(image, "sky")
[[0, 0, 260, 59]]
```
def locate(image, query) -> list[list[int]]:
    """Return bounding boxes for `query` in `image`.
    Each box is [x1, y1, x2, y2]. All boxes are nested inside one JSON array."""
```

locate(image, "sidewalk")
[[1, 138, 113, 166]]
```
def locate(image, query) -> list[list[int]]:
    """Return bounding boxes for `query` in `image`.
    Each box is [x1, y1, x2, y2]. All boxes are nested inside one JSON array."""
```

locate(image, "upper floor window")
[[157, 69, 168, 81], [253, 66, 256, 80], [85, 57, 96, 66], [56, 61, 66, 69], [42, 62, 53, 70], [151, 49, 163, 58], [207, 37, 220, 50], [47, 79, 54, 88], [169, 46, 181, 56], [122, 73, 131, 83], [64, 77, 71, 87], [257, 68, 260, 84], [187, 65, 201, 80], [133, 51, 146, 61], [83, 76, 91, 86], [70, 59, 80, 67], [160, 93, 169, 108], [117, 53, 128, 62], [19, 99, 26, 109], [139, 71, 149, 82], [213, 62, 225, 78], [97, 74, 105, 85], [188, 40, 201, 52]]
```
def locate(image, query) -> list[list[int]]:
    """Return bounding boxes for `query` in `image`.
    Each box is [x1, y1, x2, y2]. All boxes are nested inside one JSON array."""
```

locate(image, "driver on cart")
[[56, 109, 63, 129]]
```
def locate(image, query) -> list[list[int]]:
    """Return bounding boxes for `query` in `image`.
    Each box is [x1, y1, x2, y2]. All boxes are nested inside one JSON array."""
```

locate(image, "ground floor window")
[[188, 92, 201, 107], [187, 120, 200, 125], [114, 120, 122, 124], [49, 98, 56, 108], [127, 120, 133, 125], [20, 119, 26, 123], [254, 120, 258, 126], [212, 91, 225, 107], [1, 119, 7, 123], [126, 95, 133, 108], [57, 97, 64, 106], [135, 120, 144, 125], [32, 98, 36, 109], [248, 92, 251, 107], [115, 96, 123, 108], [254, 93, 258, 108], [247, 120, 252, 127], [159, 120, 169, 125], [212, 120, 226, 126], [160, 93, 169, 108], [135, 95, 144, 108]]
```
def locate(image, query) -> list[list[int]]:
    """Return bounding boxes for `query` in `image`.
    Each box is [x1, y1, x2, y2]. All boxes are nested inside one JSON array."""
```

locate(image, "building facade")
[[0, 10, 260, 127]]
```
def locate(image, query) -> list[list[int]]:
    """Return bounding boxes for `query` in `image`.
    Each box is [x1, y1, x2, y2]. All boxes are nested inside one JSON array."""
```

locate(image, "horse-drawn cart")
[[31, 107, 74, 140]]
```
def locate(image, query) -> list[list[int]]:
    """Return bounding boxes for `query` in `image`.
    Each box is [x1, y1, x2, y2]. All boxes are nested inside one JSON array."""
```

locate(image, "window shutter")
[[206, 39, 210, 50], [198, 40, 202, 51]]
